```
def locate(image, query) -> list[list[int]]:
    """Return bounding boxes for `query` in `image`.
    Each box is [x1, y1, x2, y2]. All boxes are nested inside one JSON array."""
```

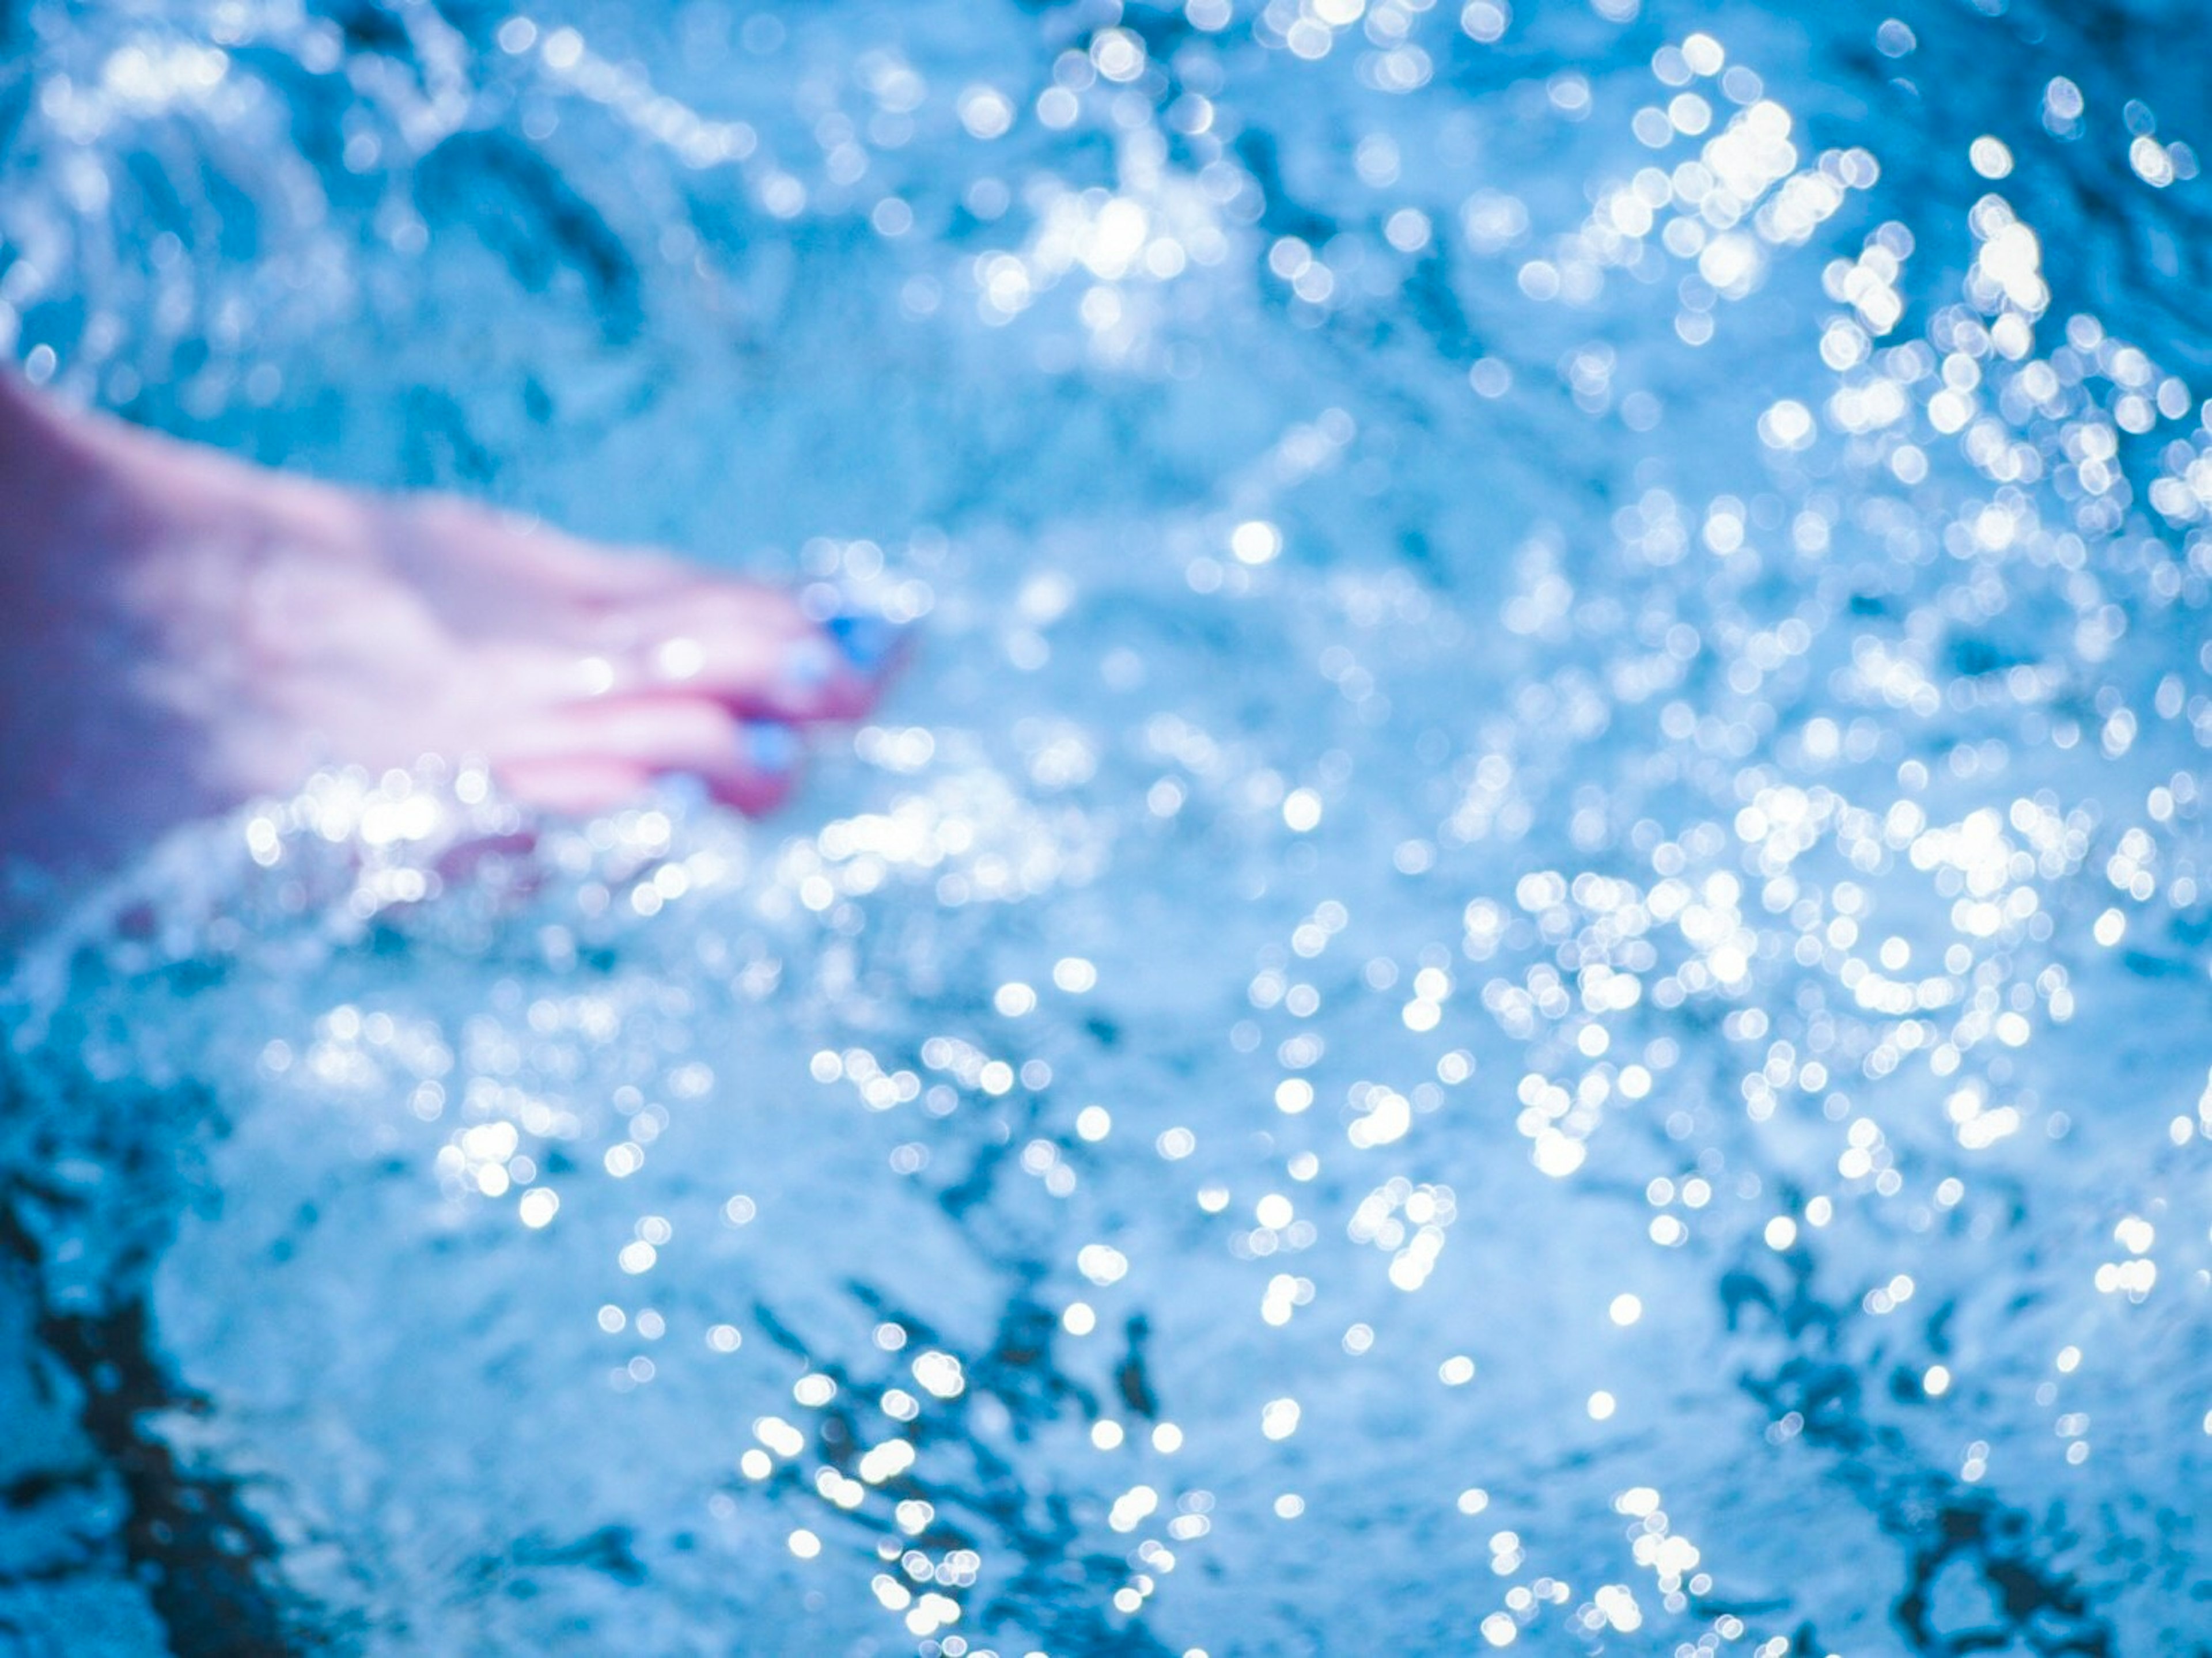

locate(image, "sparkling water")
[[2, 1, 2208, 1653]]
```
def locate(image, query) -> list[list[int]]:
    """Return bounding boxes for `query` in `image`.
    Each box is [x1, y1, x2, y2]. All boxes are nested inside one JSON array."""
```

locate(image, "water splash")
[[3, 0, 2210, 1653]]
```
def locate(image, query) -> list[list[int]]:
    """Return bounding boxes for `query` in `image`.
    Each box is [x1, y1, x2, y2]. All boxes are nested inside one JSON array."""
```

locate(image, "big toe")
[[601, 586, 904, 724]]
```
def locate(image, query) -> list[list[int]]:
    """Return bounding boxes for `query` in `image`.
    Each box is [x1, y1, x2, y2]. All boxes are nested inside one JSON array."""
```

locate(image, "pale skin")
[[0, 374, 896, 895]]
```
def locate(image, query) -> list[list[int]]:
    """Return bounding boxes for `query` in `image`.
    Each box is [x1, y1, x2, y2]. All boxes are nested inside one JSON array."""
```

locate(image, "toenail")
[[657, 772, 711, 811], [743, 723, 802, 775], [783, 635, 839, 690], [825, 612, 904, 672]]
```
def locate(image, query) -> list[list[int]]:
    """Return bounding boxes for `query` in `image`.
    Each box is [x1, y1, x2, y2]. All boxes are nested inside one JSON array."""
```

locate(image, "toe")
[[396, 495, 902, 725], [495, 757, 654, 817], [491, 697, 804, 817], [599, 586, 900, 723]]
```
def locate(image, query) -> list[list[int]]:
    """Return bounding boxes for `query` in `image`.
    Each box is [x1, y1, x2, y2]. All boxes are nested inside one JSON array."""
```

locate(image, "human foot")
[[0, 377, 897, 891]]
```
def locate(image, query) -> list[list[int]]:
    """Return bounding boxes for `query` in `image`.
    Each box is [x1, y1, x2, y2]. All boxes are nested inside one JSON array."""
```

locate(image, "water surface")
[[2, 0, 2209, 1653]]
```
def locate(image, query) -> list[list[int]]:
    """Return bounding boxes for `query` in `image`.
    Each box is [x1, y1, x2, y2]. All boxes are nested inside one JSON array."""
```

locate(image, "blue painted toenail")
[[825, 612, 903, 673], [784, 636, 838, 690], [657, 773, 711, 811], [744, 723, 802, 775]]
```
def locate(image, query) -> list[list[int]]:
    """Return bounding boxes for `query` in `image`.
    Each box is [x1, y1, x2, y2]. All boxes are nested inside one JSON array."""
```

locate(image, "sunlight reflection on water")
[[3, 0, 2210, 1653]]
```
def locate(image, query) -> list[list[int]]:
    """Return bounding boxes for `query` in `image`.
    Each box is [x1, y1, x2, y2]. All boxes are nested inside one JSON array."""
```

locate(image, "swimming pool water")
[[2, 0, 2209, 1653]]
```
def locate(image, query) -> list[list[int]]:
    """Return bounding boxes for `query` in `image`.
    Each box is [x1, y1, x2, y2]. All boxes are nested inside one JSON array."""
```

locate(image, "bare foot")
[[0, 376, 897, 893]]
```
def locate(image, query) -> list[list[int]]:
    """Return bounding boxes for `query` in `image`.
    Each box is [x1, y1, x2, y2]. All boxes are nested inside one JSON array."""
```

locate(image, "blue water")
[[3, 1, 2210, 1653]]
